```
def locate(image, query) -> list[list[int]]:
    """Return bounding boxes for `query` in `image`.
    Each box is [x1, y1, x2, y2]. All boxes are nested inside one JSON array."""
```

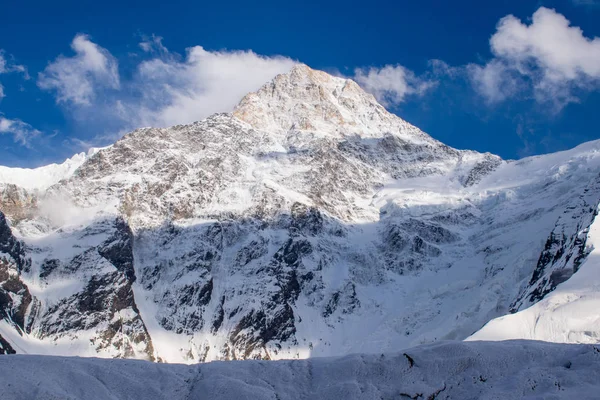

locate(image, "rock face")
[[510, 174, 600, 312], [0, 211, 32, 338], [0, 65, 599, 362], [0, 212, 154, 359]]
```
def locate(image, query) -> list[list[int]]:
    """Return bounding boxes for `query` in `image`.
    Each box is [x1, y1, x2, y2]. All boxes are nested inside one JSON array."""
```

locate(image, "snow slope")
[[0, 147, 106, 191], [469, 201, 600, 343], [2, 340, 600, 399]]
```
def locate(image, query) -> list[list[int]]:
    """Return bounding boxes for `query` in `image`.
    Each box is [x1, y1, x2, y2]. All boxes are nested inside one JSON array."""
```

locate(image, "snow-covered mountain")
[[0, 64, 599, 363]]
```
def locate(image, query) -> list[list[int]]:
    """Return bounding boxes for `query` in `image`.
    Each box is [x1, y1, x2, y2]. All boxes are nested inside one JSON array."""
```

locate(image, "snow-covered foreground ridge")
[[1, 64, 600, 362], [2, 341, 600, 399]]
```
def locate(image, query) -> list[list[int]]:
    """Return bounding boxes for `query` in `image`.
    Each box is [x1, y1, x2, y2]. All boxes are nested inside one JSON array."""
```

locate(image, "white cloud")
[[469, 7, 600, 108], [45, 35, 297, 133], [125, 46, 297, 127], [467, 60, 521, 104], [0, 50, 29, 100], [0, 116, 41, 147], [429, 59, 461, 79], [491, 8, 600, 81], [0, 51, 27, 76], [0, 52, 39, 147], [38, 34, 120, 105], [353, 64, 435, 106], [139, 34, 169, 54]]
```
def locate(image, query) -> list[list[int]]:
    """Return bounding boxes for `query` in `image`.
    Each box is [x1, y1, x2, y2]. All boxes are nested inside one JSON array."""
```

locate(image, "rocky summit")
[[1, 64, 600, 362]]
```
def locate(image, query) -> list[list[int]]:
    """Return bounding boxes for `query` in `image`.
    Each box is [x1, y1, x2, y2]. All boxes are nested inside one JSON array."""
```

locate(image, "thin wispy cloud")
[[353, 64, 436, 107], [0, 51, 28, 77], [0, 49, 29, 100], [38, 34, 120, 105], [138, 34, 169, 54], [466, 60, 521, 104], [0, 50, 38, 146], [0, 116, 41, 147]]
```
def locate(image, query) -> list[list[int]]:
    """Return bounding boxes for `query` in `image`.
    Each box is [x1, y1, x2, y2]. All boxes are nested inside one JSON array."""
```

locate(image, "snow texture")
[[2, 340, 600, 399]]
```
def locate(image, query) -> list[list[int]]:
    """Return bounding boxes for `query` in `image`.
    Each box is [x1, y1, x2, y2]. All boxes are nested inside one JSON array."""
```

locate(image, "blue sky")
[[0, 0, 599, 167]]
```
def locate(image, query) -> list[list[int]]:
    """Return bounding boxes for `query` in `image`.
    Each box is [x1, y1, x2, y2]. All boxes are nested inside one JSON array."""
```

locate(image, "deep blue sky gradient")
[[1, 0, 599, 166]]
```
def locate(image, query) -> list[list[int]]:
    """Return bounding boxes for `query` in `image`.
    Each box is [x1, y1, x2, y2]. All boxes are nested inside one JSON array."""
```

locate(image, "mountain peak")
[[286, 63, 347, 87], [232, 64, 413, 139]]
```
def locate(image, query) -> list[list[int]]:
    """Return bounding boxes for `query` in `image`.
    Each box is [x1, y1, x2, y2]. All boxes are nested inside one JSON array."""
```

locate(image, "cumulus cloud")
[[492, 8, 600, 81], [469, 7, 600, 108], [0, 116, 41, 147], [38, 34, 120, 105], [353, 64, 436, 106], [41, 34, 297, 136], [123, 45, 297, 127]]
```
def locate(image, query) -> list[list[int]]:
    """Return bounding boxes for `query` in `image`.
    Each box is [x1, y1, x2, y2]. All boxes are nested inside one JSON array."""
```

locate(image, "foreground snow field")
[[1, 340, 599, 399]]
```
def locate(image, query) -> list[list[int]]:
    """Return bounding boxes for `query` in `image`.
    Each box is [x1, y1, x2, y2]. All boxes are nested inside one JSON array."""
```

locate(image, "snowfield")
[[2, 340, 600, 399], [469, 199, 600, 344]]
